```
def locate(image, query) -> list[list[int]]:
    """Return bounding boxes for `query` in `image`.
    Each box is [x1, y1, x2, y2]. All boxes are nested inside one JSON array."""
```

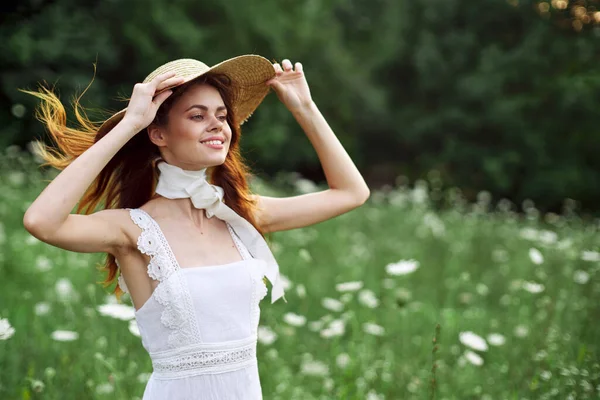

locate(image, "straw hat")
[[97, 55, 276, 136]]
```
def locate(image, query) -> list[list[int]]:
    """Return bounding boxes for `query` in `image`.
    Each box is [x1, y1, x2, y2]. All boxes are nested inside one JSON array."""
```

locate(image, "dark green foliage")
[[1, 0, 599, 212]]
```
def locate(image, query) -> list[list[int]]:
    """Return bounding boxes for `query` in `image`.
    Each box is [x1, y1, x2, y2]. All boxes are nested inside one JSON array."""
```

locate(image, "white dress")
[[121, 208, 268, 400]]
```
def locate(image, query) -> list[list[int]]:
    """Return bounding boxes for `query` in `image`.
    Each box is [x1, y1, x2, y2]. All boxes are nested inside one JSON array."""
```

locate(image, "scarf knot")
[[154, 161, 286, 304], [184, 178, 224, 218]]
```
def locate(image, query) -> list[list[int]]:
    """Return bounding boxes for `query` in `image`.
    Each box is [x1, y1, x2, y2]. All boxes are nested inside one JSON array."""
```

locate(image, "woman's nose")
[[208, 115, 223, 131]]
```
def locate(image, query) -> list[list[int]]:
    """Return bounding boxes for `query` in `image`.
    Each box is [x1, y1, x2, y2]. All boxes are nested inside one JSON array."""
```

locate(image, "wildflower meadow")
[[0, 146, 599, 399]]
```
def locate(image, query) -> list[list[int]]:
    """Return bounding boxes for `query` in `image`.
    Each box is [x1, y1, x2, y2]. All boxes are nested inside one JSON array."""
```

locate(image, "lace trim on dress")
[[228, 225, 268, 333], [227, 222, 252, 260], [150, 336, 258, 380], [130, 208, 177, 281], [250, 263, 268, 335], [129, 208, 203, 348]]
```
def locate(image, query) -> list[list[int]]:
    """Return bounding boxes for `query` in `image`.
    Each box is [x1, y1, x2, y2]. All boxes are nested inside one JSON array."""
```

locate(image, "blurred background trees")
[[1, 0, 599, 213]]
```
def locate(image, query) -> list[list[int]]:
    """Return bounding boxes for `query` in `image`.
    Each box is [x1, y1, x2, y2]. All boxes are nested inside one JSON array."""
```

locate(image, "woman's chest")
[[157, 219, 245, 268]]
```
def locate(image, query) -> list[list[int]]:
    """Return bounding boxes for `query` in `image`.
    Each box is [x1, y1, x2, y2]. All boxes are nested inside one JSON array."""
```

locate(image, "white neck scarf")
[[155, 160, 286, 304]]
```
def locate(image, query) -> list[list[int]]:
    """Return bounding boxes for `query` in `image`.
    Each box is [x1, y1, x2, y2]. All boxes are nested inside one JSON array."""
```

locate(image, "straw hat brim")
[[97, 55, 276, 136]]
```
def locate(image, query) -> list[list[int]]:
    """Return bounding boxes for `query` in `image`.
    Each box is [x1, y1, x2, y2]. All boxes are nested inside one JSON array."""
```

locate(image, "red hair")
[[24, 73, 262, 300]]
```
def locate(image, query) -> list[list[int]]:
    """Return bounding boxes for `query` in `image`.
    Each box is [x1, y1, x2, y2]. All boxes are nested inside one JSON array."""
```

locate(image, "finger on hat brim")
[[97, 54, 276, 136]]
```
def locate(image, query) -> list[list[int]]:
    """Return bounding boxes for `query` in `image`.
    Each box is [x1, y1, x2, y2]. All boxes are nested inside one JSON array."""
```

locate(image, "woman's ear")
[[148, 124, 167, 147]]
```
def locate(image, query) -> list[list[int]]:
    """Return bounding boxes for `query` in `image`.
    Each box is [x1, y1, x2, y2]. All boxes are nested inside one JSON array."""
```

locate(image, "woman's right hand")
[[121, 72, 185, 133], [23, 71, 185, 256]]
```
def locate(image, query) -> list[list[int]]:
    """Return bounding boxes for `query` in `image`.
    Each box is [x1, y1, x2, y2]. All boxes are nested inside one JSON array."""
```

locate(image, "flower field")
[[0, 147, 599, 399]]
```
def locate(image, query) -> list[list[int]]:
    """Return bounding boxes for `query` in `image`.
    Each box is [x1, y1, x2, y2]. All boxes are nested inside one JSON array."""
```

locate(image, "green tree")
[[1, 0, 599, 212]]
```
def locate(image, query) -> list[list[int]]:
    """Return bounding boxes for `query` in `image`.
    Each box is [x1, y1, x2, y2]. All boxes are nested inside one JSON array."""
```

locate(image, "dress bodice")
[[119, 208, 268, 381]]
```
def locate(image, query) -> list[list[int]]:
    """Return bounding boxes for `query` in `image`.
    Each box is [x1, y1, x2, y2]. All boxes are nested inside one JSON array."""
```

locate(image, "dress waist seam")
[[149, 336, 258, 380]]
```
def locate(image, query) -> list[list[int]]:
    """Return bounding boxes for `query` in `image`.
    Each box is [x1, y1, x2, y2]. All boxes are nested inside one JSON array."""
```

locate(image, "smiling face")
[[148, 81, 235, 171]]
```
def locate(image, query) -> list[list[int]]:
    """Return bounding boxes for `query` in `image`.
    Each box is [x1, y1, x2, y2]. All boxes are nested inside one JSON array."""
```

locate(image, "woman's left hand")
[[266, 59, 313, 111]]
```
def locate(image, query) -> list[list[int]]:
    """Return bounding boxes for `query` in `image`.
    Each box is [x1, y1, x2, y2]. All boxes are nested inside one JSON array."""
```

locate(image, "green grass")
[[0, 146, 599, 399]]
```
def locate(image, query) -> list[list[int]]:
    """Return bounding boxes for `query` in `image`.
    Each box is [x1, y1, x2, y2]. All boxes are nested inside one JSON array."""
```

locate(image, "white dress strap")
[[128, 208, 179, 282], [227, 223, 252, 260], [128, 208, 203, 348]]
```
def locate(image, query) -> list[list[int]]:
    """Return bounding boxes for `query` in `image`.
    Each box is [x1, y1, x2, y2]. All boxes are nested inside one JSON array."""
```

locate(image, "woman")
[[23, 55, 369, 399]]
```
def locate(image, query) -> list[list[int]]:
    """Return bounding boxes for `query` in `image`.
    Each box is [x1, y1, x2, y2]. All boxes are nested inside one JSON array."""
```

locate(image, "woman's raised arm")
[[253, 59, 370, 233], [23, 72, 184, 254]]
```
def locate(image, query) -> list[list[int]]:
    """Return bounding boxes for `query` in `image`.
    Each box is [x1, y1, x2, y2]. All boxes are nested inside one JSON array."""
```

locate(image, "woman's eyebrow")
[[184, 105, 227, 112]]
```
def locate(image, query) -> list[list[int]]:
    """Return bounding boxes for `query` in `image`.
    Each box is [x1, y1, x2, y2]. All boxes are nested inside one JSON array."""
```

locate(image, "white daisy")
[[363, 322, 385, 336], [486, 333, 506, 346], [528, 248, 544, 265], [411, 181, 428, 204], [35, 255, 53, 272], [581, 251, 600, 262], [97, 304, 136, 321], [464, 350, 484, 366], [358, 289, 379, 309], [522, 281, 545, 294], [295, 283, 306, 298], [519, 227, 539, 241], [320, 319, 346, 338], [44, 367, 56, 379], [573, 270, 590, 285], [538, 230, 557, 245], [55, 278, 77, 302], [295, 178, 318, 194], [257, 326, 278, 345], [514, 325, 529, 338], [34, 302, 51, 316], [336, 353, 351, 369], [321, 297, 344, 312], [459, 331, 488, 352], [279, 274, 292, 291], [540, 370, 552, 381], [476, 283, 489, 296], [299, 248, 312, 262], [308, 320, 324, 332], [386, 259, 420, 276], [423, 212, 446, 237], [29, 379, 45, 393], [300, 359, 329, 376], [7, 171, 25, 186], [366, 390, 385, 400], [0, 318, 15, 340], [51, 330, 79, 342], [265, 348, 279, 360], [335, 281, 364, 292], [95, 383, 114, 394], [283, 312, 306, 327]]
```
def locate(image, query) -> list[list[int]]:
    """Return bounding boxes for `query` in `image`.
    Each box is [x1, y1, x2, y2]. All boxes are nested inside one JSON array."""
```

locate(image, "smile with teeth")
[[201, 140, 224, 145]]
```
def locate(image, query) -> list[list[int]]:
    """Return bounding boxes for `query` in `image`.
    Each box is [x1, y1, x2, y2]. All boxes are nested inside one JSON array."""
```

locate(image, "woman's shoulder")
[[94, 204, 159, 231], [95, 208, 142, 229], [91, 207, 133, 223], [77, 208, 141, 255]]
